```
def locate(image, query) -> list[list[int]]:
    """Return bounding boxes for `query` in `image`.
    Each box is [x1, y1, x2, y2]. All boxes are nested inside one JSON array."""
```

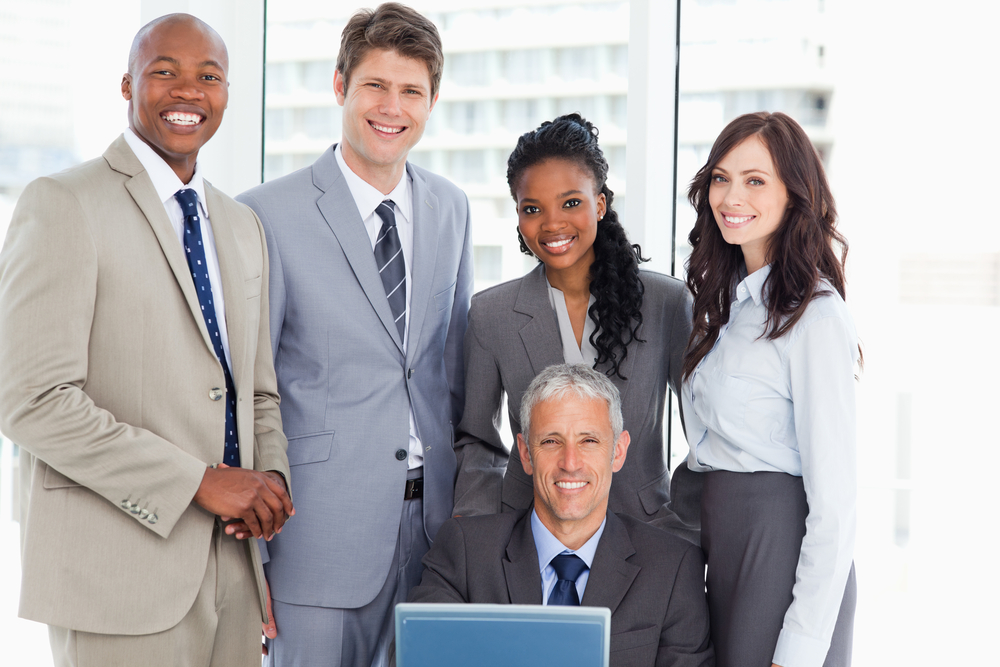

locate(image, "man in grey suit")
[[0, 14, 292, 666], [409, 364, 713, 667], [237, 4, 472, 666]]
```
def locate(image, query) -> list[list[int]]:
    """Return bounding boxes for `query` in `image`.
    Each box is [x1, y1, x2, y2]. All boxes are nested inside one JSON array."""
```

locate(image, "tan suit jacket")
[[0, 135, 289, 635]]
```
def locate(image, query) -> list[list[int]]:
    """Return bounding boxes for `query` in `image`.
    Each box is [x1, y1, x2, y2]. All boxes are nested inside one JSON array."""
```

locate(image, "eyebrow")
[[150, 56, 226, 71], [362, 76, 427, 91], [519, 189, 584, 204], [712, 166, 773, 177]]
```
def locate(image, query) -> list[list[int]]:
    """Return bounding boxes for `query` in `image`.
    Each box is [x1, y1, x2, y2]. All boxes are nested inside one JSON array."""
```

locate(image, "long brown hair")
[[683, 111, 850, 379]]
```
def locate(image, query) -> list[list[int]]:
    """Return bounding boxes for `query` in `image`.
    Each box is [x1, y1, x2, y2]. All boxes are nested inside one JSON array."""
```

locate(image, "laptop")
[[395, 602, 611, 667]]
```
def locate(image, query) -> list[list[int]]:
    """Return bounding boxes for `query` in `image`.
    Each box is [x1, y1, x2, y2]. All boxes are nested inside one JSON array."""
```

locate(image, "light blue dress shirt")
[[683, 264, 858, 667], [530, 509, 606, 605]]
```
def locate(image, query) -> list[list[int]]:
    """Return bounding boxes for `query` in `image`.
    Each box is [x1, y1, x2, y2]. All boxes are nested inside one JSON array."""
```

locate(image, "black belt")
[[404, 477, 423, 500]]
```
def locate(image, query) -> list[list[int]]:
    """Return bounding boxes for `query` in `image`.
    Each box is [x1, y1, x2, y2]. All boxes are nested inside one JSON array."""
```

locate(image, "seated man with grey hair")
[[409, 363, 714, 667]]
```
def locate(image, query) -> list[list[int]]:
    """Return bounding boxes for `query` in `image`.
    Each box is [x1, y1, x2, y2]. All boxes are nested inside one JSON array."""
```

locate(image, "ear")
[[333, 69, 347, 106], [611, 430, 630, 473], [428, 91, 440, 114], [517, 433, 534, 476], [121, 73, 133, 101], [596, 191, 607, 220]]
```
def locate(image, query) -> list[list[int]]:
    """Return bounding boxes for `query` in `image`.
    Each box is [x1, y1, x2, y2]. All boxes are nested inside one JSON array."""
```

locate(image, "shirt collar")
[[530, 508, 606, 573], [334, 143, 411, 222], [123, 128, 207, 215], [737, 263, 771, 306]]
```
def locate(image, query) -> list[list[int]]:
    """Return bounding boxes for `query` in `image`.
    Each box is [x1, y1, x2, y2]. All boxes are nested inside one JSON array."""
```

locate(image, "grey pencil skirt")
[[701, 470, 857, 667]]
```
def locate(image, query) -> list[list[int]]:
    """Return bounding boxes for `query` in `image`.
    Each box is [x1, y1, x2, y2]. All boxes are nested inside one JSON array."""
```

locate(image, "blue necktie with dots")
[[174, 188, 240, 467], [548, 553, 588, 606]]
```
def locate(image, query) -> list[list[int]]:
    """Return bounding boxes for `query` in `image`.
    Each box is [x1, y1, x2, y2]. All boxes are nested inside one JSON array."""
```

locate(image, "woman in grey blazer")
[[452, 114, 694, 531]]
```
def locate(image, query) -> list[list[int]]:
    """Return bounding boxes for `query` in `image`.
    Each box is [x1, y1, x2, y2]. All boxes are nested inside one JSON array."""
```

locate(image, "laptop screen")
[[395, 603, 611, 667]]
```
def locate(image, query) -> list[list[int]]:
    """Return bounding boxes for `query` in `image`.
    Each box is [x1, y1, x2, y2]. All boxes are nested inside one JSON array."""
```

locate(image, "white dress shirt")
[[544, 271, 599, 366], [122, 129, 233, 377], [334, 144, 422, 469], [683, 264, 858, 667], [531, 509, 606, 605]]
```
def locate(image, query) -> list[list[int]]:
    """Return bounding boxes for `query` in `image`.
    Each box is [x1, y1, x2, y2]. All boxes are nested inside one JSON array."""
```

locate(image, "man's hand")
[[262, 579, 276, 656], [193, 464, 293, 540]]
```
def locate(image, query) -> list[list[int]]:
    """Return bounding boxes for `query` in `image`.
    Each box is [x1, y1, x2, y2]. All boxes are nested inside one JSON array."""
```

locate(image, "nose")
[[538, 208, 566, 232], [722, 182, 744, 208], [170, 75, 205, 101], [379, 90, 402, 116], [559, 443, 582, 472]]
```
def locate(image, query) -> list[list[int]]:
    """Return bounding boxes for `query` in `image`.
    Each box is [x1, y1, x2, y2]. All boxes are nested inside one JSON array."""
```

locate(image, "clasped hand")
[[193, 464, 294, 540]]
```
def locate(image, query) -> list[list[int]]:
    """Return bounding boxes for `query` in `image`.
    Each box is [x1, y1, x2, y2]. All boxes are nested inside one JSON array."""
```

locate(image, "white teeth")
[[544, 238, 572, 249], [162, 112, 202, 125], [371, 122, 403, 134], [725, 215, 753, 224], [556, 481, 587, 489]]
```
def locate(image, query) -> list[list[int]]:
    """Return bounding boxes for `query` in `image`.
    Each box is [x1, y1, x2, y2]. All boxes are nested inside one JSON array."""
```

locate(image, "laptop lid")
[[395, 603, 611, 667]]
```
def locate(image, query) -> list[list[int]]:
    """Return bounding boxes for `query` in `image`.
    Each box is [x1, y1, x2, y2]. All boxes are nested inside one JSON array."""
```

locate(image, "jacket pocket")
[[610, 624, 659, 653], [286, 431, 335, 466], [245, 275, 262, 299], [637, 468, 670, 516], [42, 465, 81, 489], [433, 281, 457, 312]]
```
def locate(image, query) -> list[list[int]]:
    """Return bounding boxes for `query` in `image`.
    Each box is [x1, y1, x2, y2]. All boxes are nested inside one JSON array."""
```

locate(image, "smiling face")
[[515, 158, 607, 284], [121, 17, 229, 183], [334, 48, 438, 193], [517, 392, 629, 549], [708, 134, 790, 274]]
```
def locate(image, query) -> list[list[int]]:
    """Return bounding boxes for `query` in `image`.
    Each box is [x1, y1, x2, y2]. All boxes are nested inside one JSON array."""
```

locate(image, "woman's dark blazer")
[[452, 263, 693, 522]]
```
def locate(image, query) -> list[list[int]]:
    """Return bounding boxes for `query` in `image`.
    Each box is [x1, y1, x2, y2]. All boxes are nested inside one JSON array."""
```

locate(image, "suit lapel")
[[204, 182, 247, 388], [404, 165, 440, 364], [502, 511, 544, 605], [109, 138, 216, 355], [313, 149, 404, 353], [580, 512, 640, 615], [514, 265, 564, 374]]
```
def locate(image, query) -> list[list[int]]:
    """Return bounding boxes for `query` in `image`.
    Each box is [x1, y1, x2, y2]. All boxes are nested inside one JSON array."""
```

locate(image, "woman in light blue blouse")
[[683, 112, 860, 667]]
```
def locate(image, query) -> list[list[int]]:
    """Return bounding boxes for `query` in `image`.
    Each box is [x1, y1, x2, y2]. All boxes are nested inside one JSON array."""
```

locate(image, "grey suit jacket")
[[0, 136, 289, 634], [409, 510, 714, 667], [453, 265, 695, 528], [237, 146, 473, 609]]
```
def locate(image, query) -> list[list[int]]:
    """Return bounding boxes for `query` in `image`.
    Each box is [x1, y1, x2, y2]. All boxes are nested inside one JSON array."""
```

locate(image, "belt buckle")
[[404, 478, 423, 500]]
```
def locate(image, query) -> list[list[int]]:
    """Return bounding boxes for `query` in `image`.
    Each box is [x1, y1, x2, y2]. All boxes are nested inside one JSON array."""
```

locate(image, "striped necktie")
[[374, 199, 406, 341]]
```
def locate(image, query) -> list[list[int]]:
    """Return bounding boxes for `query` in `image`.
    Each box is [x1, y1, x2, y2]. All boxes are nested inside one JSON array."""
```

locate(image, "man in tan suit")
[[0, 14, 292, 667]]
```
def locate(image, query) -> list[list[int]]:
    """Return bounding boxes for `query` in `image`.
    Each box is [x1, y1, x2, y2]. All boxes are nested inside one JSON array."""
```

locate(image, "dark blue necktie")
[[374, 200, 406, 341], [175, 188, 240, 467], [548, 553, 588, 606]]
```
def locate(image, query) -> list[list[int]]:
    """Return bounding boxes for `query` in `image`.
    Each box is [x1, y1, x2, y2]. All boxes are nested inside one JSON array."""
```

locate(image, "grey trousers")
[[263, 488, 429, 667], [701, 470, 856, 667]]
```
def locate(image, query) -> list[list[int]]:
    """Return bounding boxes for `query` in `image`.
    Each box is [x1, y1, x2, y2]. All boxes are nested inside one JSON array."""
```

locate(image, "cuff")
[[772, 628, 831, 667]]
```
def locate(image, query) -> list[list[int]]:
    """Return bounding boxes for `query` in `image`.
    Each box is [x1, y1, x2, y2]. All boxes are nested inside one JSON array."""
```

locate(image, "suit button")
[[395, 449, 407, 461], [130, 504, 141, 514], [139, 509, 149, 519], [209, 388, 224, 401], [147, 514, 158, 525], [120, 499, 130, 509]]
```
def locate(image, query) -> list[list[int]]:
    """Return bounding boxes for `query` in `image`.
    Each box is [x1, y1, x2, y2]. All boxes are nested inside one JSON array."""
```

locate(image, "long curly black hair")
[[507, 113, 647, 380]]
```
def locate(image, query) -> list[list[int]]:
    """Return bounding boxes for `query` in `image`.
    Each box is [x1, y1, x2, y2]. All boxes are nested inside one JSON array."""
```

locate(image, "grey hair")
[[520, 363, 623, 445]]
